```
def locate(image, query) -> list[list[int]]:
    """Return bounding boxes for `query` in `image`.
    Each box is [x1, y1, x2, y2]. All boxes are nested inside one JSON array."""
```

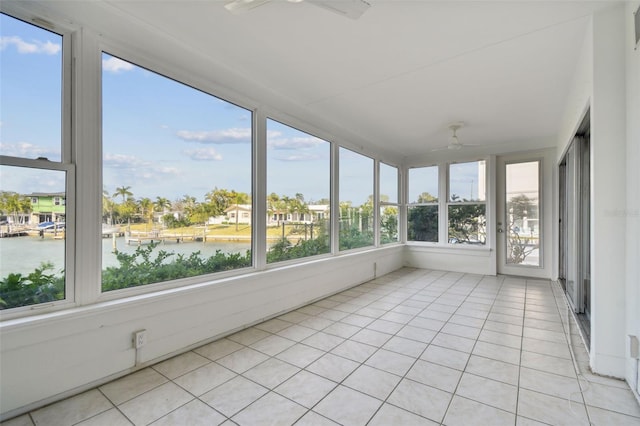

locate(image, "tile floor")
[[3, 268, 640, 426]]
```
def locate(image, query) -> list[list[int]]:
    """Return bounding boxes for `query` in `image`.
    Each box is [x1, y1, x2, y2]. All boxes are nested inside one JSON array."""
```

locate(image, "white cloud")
[[267, 135, 324, 150], [102, 56, 135, 73], [275, 153, 322, 162], [103, 153, 142, 169], [103, 152, 181, 180], [0, 142, 59, 159], [176, 128, 251, 144], [0, 36, 61, 55], [183, 147, 223, 161]]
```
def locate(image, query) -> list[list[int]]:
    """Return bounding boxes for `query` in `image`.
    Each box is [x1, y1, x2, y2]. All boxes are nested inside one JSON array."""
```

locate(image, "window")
[[101, 53, 252, 292], [339, 148, 374, 250], [407, 166, 439, 242], [266, 119, 330, 263], [379, 162, 399, 244], [506, 161, 540, 266], [448, 161, 486, 245], [0, 13, 71, 311]]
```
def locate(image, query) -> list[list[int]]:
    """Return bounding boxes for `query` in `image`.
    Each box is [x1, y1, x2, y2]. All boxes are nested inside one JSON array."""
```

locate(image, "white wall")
[[0, 247, 404, 419], [625, 1, 640, 395], [589, 3, 628, 379], [557, 3, 637, 381], [404, 245, 495, 275]]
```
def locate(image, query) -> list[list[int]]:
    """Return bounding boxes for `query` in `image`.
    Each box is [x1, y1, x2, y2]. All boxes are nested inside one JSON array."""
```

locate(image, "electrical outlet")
[[134, 330, 147, 349]]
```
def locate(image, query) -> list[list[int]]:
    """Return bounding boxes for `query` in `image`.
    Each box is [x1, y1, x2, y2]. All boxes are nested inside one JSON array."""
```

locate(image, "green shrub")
[[0, 262, 64, 309], [101, 242, 251, 291]]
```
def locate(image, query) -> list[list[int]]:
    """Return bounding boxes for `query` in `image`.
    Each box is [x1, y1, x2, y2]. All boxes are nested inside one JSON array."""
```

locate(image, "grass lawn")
[[126, 222, 301, 239]]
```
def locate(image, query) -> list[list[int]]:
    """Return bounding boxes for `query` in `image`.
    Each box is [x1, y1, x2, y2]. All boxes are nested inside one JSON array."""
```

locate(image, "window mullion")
[[253, 109, 267, 270], [74, 29, 102, 305], [439, 164, 448, 244]]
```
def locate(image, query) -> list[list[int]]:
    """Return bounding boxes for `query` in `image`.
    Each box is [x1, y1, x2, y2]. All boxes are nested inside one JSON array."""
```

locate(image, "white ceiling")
[[13, 0, 612, 164]]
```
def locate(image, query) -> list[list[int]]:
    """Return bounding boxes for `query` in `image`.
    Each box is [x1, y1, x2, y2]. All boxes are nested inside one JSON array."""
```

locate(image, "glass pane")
[[0, 14, 62, 161], [409, 166, 438, 204], [102, 53, 252, 291], [448, 204, 486, 244], [408, 205, 438, 242], [380, 205, 398, 244], [449, 161, 486, 202], [506, 161, 540, 266], [266, 119, 330, 263], [0, 165, 66, 309], [380, 163, 398, 204], [339, 148, 374, 250]]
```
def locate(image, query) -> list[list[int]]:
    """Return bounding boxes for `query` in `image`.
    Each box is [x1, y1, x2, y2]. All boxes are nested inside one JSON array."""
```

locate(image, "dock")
[[0, 225, 29, 238], [125, 230, 200, 246]]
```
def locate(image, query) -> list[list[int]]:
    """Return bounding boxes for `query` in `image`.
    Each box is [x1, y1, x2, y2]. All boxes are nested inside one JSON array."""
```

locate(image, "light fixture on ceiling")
[[448, 123, 464, 150], [432, 122, 479, 152]]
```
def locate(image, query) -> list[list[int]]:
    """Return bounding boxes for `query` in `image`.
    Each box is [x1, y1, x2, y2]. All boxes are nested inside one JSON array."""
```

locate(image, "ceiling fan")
[[432, 122, 479, 151], [224, 0, 371, 20]]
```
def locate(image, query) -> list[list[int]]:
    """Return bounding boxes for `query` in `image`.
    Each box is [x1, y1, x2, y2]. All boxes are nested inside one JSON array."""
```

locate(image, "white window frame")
[[0, 9, 75, 318], [406, 165, 440, 244], [378, 161, 400, 245], [338, 147, 375, 252], [446, 160, 488, 245]]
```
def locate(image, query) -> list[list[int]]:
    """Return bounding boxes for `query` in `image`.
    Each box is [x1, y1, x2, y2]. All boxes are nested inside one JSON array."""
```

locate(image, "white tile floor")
[[3, 268, 640, 426]]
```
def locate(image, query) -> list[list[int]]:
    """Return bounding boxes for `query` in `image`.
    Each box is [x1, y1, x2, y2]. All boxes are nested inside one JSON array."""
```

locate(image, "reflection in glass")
[[0, 166, 66, 309]]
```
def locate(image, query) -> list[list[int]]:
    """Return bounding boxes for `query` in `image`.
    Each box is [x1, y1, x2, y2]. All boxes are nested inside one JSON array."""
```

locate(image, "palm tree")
[[181, 195, 197, 216], [113, 186, 133, 204], [0, 192, 31, 226], [103, 189, 115, 225], [155, 197, 171, 215], [138, 197, 154, 225]]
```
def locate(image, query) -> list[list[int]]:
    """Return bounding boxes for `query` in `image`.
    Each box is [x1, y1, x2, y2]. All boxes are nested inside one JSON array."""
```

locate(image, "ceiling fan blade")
[[306, 0, 371, 19], [224, 0, 271, 14]]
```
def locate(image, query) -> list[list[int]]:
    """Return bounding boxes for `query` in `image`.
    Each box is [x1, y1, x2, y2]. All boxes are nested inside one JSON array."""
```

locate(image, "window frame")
[[406, 165, 440, 244], [378, 161, 400, 245], [96, 46, 257, 300], [1, 6, 414, 318], [446, 160, 488, 246], [264, 117, 333, 266], [0, 10, 76, 319], [504, 158, 543, 268], [338, 146, 375, 252]]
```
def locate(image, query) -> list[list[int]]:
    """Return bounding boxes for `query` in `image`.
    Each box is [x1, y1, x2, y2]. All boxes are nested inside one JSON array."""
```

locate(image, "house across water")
[[29, 192, 66, 224]]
